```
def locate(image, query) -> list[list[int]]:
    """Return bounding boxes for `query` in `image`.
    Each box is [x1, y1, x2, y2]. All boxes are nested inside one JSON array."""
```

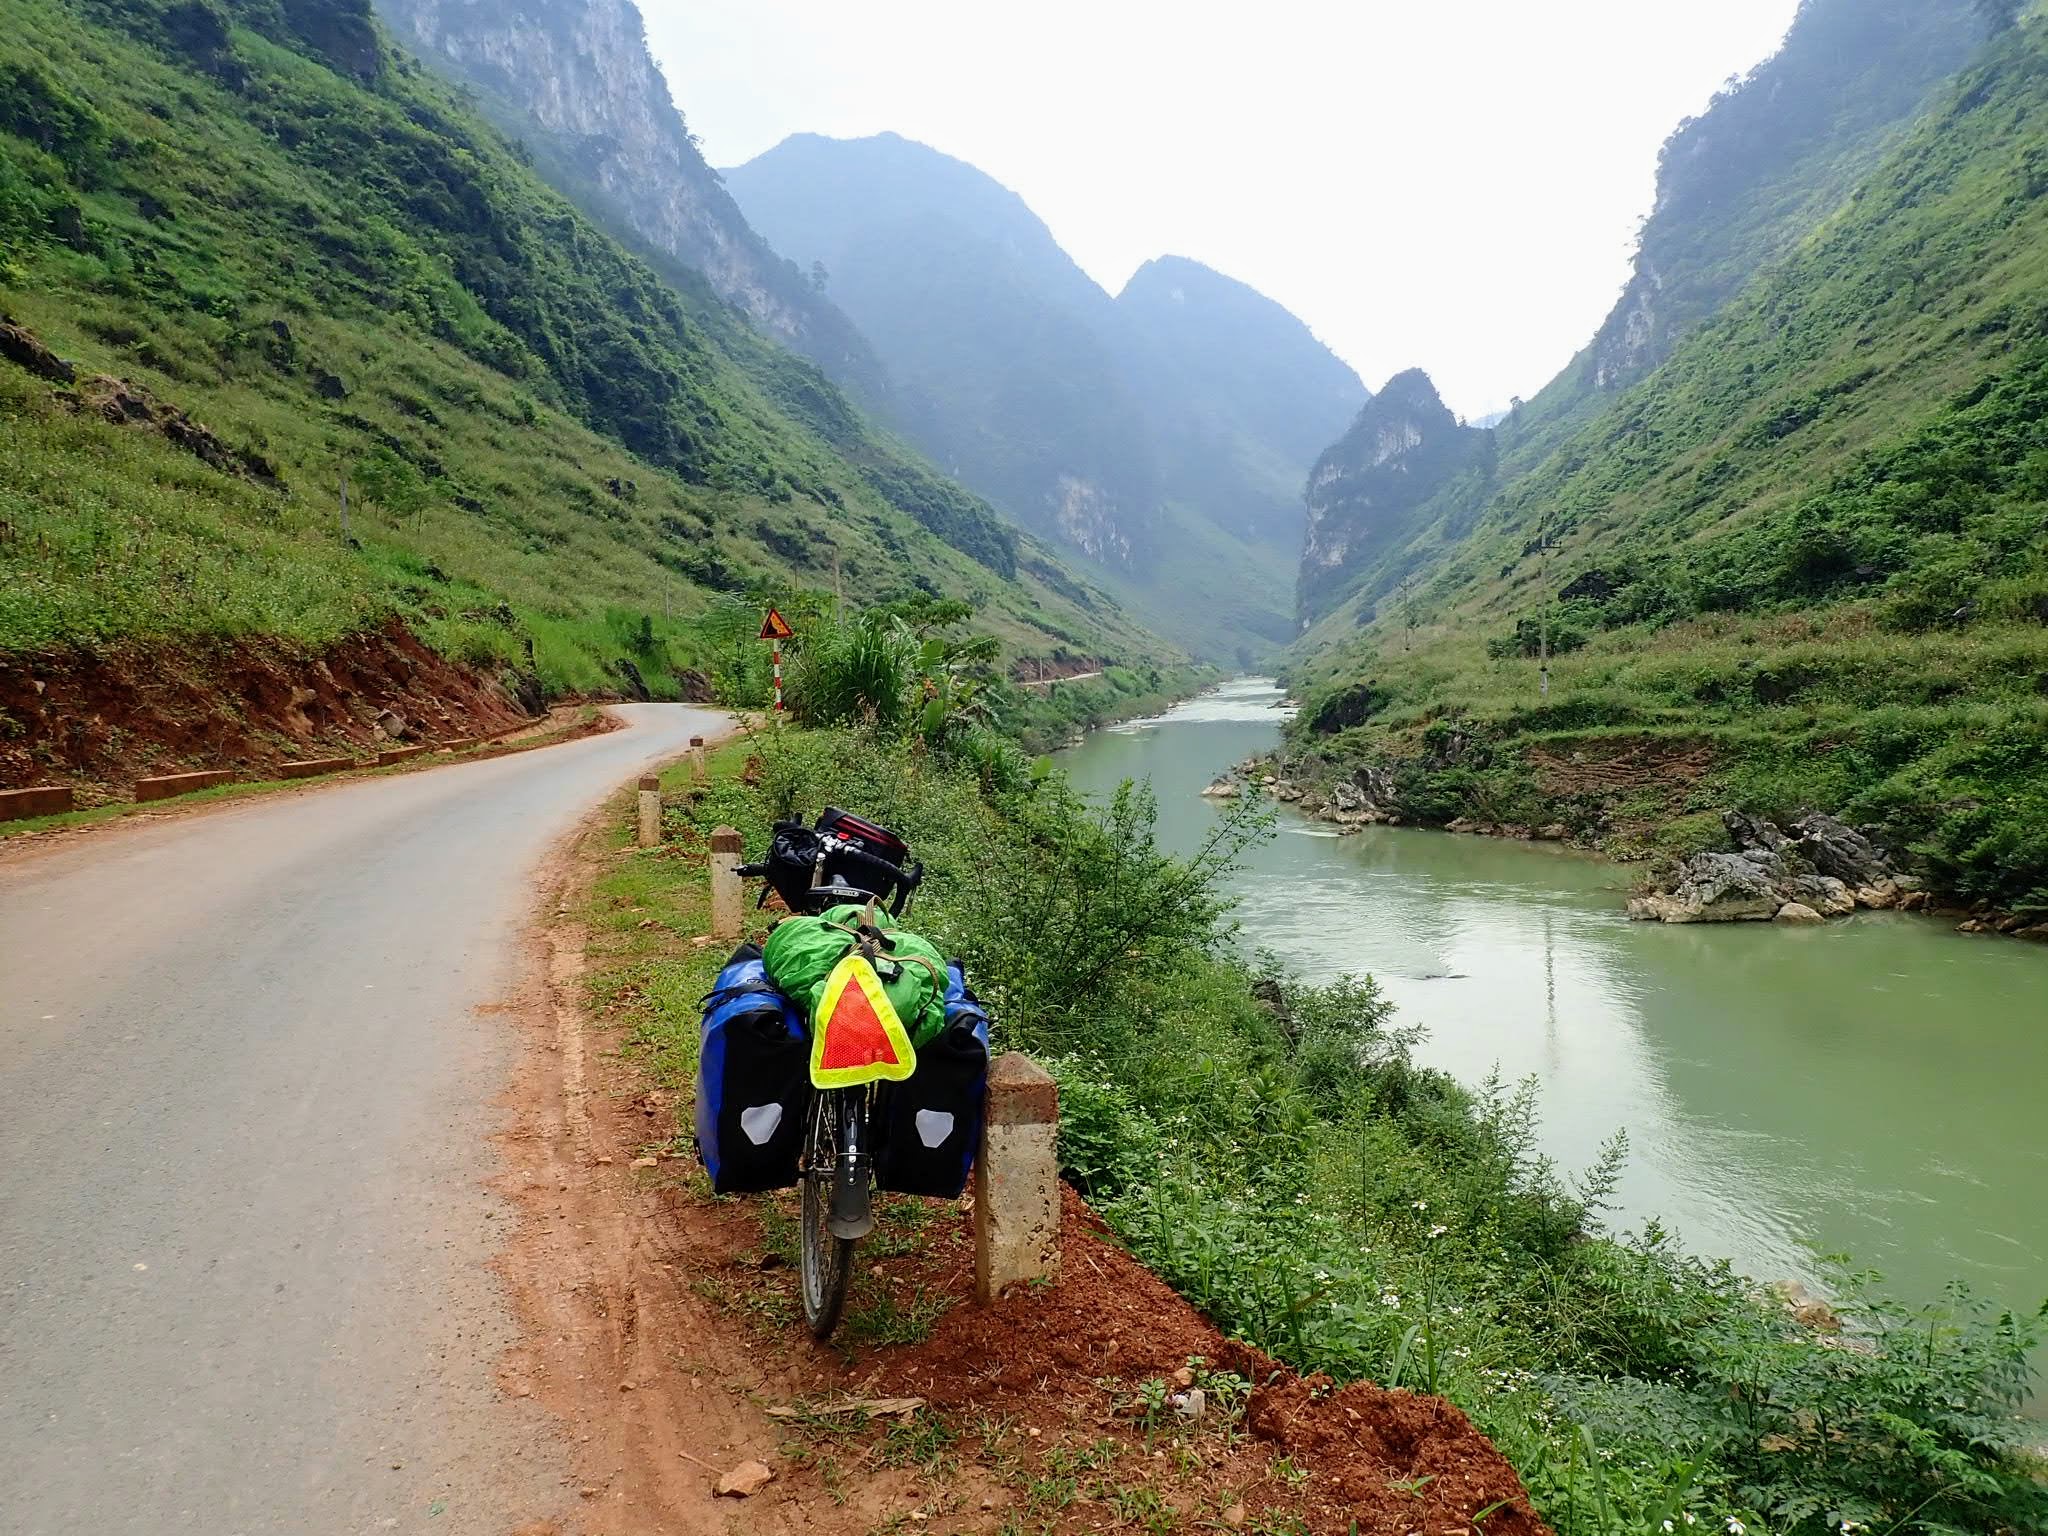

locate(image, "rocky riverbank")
[[1210, 759, 2048, 943], [1625, 811, 1916, 926]]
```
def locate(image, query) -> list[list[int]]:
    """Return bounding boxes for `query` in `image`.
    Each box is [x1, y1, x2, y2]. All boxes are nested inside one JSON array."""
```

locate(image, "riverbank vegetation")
[[667, 704, 2046, 1536], [1278, 612, 2048, 916]]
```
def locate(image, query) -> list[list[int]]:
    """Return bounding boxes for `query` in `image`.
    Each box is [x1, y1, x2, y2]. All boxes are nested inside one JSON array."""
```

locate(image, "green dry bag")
[[762, 903, 950, 1048]]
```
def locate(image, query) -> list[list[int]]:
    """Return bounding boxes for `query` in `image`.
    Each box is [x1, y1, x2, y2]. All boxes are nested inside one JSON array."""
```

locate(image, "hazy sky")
[[639, 0, 1804, 418]]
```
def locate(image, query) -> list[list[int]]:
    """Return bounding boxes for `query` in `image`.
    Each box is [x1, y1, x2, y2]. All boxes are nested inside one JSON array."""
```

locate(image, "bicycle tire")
[[799, 1092, 856, 1339]]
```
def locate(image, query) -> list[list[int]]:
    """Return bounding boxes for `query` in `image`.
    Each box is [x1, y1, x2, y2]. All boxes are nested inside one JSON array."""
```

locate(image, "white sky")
[[639, 0, 1803, 419]]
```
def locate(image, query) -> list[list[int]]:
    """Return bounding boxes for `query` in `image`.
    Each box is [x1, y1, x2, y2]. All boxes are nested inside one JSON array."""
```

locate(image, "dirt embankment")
[[0, 620, 532, 794], [493, 810, 1550, 1536]]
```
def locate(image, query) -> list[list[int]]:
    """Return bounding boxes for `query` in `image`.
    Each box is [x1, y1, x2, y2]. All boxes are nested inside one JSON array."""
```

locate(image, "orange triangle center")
[[818, 978, 901, 1070], [810, 956, 917, 1087]]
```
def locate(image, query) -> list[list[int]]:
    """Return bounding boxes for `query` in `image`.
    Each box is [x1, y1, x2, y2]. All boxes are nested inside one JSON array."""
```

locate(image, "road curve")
[[0, 704, 731, 1536]]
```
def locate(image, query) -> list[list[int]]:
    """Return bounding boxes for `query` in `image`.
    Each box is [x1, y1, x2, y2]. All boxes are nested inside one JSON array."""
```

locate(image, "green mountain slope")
[[1115, 254, 1366, 556], [370, 0, 891, 405], [1288, 13, 2048, 912], [727, 133, 1158, 558], [724, 133, 1362, 663], [0, 0, 1164, 706], [1296, 0, 1994, 635]]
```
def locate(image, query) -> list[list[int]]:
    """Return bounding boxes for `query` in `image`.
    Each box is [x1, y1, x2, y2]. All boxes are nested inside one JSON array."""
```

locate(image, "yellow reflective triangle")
[[809, 954, 917, 1088]]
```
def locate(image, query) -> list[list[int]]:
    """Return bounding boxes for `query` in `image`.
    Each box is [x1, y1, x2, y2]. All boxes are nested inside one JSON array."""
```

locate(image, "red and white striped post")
[[760, 607, 792, 717]]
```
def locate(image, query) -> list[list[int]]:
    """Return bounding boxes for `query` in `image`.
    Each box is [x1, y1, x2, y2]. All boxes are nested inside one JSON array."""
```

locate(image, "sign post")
[[759, 607, 794, 715]]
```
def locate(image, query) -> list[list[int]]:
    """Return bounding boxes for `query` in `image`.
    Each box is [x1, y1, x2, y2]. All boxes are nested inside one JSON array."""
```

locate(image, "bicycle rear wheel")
[[798, 1091, 856, 1339]]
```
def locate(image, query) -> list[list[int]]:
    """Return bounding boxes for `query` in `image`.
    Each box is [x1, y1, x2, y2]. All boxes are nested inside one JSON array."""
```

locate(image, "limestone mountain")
[[1555, 0, 1987, 408], [726, 133, 1157, 562], [724, 133, 1360, 660], [1294, 0, 1998, 636], [1116, 255, 1366, 554], [1298, 371, 1485, 626], [371, 0, 885, 400]]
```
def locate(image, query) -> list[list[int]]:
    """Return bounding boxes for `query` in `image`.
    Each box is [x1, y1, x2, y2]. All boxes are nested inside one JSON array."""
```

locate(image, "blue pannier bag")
[[695, 946, 810, 1194], [873, 961, 990, 1198]]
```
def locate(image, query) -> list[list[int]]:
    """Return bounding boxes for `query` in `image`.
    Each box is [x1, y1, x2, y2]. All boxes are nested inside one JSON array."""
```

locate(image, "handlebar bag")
[[873, 962, 990, 1198], [694, 948, 810, 1194]]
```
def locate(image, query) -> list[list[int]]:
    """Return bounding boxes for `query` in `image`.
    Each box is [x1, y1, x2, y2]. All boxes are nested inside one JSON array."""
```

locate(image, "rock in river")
[[1627, 852, 1781, 923]]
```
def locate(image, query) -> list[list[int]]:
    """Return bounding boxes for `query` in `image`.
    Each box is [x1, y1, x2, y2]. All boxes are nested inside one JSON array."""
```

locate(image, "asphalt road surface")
[[0, 705, 730, 1535]]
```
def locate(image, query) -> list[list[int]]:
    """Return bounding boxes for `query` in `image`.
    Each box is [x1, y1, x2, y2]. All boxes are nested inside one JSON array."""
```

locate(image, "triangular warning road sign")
[[759, 607, 795, 641], [809, 955, 917, 1088]]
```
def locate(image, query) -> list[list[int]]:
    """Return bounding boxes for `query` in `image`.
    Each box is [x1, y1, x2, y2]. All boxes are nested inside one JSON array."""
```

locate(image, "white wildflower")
[[1429, 1224, 1449, 1238], [1380, 1292, 1401, 1307], [1727, 1521, 1746, 1536]]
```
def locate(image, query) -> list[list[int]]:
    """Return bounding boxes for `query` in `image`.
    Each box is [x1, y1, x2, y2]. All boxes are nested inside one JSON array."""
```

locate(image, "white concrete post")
[[636, 774, 662, 849], [709, 826, 745, 942], [688, 735, 707, 783], [975, 1053, 1061, 1301]]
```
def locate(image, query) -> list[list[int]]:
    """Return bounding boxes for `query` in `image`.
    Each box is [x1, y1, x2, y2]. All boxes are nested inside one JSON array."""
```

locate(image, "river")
[[1059, 677, 2048, 1383]]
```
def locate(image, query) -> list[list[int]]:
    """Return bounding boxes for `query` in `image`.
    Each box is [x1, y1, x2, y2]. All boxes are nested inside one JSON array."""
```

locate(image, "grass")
[[1285, 608, 2048, 909]]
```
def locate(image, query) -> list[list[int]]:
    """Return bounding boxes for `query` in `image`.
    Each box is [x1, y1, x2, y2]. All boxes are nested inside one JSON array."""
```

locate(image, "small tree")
[[808, 259, 829, 292]]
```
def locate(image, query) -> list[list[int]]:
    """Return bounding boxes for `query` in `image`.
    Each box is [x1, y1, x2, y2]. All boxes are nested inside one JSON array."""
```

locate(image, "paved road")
[[0, 705, 729, 1536]]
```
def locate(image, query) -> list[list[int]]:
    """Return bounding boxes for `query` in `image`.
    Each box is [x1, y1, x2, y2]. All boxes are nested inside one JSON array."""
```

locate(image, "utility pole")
[[833, 551, 844, 624], [339, 469, 350, 542], [1537, 524, 1552, 700]]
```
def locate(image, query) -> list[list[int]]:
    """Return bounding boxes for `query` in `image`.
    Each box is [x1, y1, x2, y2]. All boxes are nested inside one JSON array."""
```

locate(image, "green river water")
[[1060, 678, 2048, 1396]]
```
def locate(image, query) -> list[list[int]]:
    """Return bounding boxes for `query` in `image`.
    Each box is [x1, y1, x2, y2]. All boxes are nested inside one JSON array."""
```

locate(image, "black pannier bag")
[[694, 946, 811, 1193], [873, 962, 991, 1198]]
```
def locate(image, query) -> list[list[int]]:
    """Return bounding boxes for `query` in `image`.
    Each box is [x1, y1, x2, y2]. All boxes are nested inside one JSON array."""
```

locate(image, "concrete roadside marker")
[[689, 735, 707, 782], [709, 826, 744, 941], [975, 1052, 1061, 1301], [278, 757, 352, 780], [637, 774, 662, 849], [134, 770, 235, 803], [0, 785, 74, 822]]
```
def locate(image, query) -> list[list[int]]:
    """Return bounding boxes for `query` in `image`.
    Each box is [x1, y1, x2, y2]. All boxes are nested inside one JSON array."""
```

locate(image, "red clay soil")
[[1523, 735, 1716, 804], [871, 1189, 1548, 1536], [0, 619, 531, 794]]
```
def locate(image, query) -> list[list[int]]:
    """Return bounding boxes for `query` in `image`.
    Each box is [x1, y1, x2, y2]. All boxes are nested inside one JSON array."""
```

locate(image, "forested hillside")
[[1297, 0, 1994, 632], [0, 0, 1164, 733], [1285, 9, 2048, 915], [725, 133, 1364, 661], [370, 0, 890, 404]]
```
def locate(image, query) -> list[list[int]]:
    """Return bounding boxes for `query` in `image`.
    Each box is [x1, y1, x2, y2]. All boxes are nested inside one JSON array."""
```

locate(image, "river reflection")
[[1065, 679, 2048, 1364]]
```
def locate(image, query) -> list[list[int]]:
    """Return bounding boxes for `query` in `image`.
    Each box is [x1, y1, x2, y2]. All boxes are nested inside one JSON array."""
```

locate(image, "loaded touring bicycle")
[[694, 809, 991, 1338]]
